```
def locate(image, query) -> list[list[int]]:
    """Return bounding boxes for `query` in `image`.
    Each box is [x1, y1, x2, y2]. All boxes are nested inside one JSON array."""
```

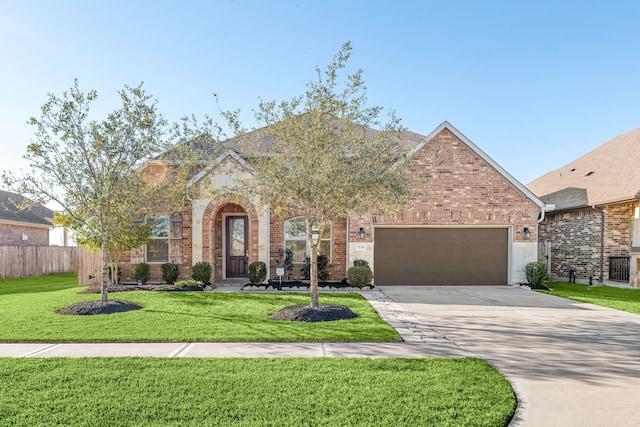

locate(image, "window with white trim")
[[284, 217, 331, 263], [146, 214, 169, 263]]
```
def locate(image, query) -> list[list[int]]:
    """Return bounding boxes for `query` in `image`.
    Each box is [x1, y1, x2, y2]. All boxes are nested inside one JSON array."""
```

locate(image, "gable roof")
[[527, 128, 640, 207], [0, 190, 54, 227], [419, 121, 545, 209], [186, 119, 545, 210]]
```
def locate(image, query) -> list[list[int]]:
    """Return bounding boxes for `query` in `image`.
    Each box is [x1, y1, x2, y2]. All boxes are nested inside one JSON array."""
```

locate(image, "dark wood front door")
[[226, 216, 248, 277]]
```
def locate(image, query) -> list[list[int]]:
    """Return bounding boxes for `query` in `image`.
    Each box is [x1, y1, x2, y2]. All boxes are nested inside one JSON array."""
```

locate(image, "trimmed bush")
[[347, 265, 373, 288], [248, 261, 267, 284], [192, 262, 212, 285], [525, 262, 550, 290], [133, 263, 151, 285], [161, 263, 180, 284], [353, 259, 369, 268]]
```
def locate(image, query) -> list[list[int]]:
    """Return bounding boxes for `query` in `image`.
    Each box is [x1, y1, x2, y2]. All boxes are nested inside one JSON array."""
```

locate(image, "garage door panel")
[[374, 228, 508, 286]]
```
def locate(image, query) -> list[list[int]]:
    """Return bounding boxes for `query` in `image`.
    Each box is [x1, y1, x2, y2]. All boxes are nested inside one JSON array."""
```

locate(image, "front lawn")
[[0, 275, 399, 342], [0, 357, 516, 427], [539, 282, 640, 315]]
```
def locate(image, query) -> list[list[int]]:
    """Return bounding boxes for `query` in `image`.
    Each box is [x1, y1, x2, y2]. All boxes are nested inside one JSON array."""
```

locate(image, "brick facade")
[[119, 123, 542, 285], [0, 223, 49, 246], [268, 215, 348, 281], [363, 128, 540, 237], [538, 203, 633, 283]]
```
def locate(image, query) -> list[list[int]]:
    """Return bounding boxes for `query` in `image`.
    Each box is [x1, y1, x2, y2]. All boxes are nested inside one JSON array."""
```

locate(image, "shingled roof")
[[527, 128, 640, 208], [0, 190, 53, 227]]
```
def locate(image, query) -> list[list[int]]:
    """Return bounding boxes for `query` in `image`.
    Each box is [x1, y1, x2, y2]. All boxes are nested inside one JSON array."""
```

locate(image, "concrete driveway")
[[378, 286, 640, 427]]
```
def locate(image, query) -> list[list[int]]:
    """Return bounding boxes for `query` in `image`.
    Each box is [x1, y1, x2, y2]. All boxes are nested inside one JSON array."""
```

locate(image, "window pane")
[[147, 239, 168, 263], [319, 240, 331, 261], [285, 218, 306, 239], [286, 240, 307, 263], [229, 218, 245, 257], [147, 215, 169, 237]]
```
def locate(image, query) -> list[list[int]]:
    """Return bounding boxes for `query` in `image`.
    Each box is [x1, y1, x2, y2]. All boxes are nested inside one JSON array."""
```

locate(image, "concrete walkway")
[[379, 286, 640, 427], [2, 286, 639, 426]]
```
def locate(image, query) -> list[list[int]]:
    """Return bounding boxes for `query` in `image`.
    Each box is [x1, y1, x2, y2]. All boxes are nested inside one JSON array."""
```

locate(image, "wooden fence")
[[0, 246, 103, 287], [77, 248, 103, 288]]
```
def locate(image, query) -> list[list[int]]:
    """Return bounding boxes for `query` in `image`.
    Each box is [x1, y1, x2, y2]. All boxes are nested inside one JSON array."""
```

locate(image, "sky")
[[1, 0, 639, 189]]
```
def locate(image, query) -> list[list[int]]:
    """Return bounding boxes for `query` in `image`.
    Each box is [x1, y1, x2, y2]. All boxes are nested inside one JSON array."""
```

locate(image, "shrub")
[[133, 263, 151, 285], [107, 263, 121, 285], [161, 263, 180, 284], [276, 248, 294, 279], [347, 265, 373, 287], [302, 254, 330, 281], [353, 259, 369, 268], [248, 261, 267, 284], [192, 261, 212, 285], [525, 262, 549, 290]]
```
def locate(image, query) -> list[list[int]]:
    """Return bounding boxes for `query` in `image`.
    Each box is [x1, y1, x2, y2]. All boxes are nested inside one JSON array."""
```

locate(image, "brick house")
[[0, 190, 53, 246], [120, 121, 545, 286], [527, 128, 640, 286]]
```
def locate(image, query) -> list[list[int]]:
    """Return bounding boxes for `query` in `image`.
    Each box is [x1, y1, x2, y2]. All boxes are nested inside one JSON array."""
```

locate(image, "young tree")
[[233, 42, 413, 308], [3, 80, 204, 303]]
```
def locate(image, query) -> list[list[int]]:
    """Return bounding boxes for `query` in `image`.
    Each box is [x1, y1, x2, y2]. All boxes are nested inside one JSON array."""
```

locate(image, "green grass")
[[0, 274, 399, 342], [539, 282, 640, 315], [0, 357, 516, 427], [0, 273, 78, 295]]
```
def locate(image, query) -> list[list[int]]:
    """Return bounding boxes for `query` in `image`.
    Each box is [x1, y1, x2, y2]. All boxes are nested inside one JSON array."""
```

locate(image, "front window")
[[146, 214, 169, 263], [284, 217, 331, 263]]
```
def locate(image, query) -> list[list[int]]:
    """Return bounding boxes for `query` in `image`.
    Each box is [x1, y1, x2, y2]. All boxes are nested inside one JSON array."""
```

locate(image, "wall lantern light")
[[523, 227, 531, 240], [359, 226, 365, 239]]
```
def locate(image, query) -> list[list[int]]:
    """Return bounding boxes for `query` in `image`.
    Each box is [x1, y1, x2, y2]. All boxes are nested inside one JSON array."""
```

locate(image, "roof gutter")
[[538, 204, 555, 223]]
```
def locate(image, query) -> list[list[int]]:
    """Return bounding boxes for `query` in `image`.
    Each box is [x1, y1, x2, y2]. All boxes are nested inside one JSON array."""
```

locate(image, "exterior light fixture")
[[523, 227, 531, 240], [359, 226, 365, 239]]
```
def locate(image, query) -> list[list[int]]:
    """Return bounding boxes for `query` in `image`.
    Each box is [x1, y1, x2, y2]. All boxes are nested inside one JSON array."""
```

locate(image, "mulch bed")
[[80, 284, 207, 294], [57, 300, 143, 315], [269, 304, 358, 322]]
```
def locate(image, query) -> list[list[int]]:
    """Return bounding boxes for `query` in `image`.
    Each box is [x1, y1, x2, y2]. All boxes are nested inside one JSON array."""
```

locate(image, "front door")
[[226, 216, 248, 277]]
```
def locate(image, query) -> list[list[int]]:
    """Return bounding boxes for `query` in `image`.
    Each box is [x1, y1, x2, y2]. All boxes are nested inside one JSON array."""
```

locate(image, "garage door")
[[374, 227, 508, 285]]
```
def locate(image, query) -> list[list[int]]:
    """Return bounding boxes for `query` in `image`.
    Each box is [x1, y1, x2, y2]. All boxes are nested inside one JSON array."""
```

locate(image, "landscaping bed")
[[242, 278, 374, 291]]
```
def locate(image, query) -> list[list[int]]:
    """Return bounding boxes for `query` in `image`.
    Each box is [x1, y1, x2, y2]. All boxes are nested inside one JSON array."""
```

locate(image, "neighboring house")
[[120, 121, 545, 286], [0, 190, 53, 246], [527, 128, 640, 286]]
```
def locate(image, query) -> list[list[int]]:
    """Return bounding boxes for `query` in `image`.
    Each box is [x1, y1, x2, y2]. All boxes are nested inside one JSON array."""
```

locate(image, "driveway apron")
[[378, 285, 640, 427]]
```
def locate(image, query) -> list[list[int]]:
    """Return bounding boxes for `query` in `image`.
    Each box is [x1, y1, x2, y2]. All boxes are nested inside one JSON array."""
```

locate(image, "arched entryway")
[[201, 196, 259, 282]]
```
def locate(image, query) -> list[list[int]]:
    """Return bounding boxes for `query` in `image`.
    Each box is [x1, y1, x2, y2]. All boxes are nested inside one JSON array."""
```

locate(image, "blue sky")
[[1, 0, 639, 186]]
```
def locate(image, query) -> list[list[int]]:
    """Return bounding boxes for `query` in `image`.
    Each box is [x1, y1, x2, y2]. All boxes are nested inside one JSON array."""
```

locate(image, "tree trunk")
[[101, 232, 109, 303], [308, 221, 319, 309]]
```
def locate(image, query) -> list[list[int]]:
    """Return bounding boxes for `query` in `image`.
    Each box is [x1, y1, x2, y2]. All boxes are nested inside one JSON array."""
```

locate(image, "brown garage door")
[[374, 227, 508, 285]]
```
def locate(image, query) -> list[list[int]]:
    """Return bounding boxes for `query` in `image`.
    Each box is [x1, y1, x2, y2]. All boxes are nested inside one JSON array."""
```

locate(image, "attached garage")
[[373, 227, 509, 286]]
